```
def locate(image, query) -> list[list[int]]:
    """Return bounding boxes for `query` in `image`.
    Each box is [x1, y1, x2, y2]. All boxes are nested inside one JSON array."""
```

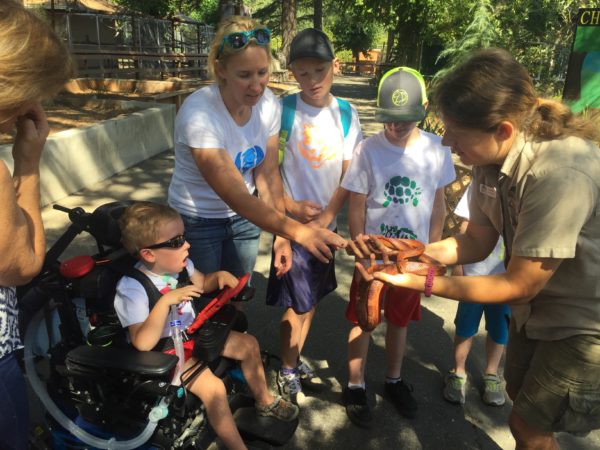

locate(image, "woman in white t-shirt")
[[168, 16, 345, 279]]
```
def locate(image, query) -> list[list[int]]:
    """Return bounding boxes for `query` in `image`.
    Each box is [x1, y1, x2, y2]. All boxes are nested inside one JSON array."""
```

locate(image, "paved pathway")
[[40, 76, 600, 450]]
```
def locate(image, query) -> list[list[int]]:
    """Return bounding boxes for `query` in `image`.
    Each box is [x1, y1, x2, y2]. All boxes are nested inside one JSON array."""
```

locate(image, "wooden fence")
[[72, 50, 208, 80]]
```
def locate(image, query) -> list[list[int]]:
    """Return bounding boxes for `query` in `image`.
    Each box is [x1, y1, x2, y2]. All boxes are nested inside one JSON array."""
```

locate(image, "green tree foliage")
[[113, 0, 218, 21], [331, 11, 377, 64], [434, 0, 500, 79]]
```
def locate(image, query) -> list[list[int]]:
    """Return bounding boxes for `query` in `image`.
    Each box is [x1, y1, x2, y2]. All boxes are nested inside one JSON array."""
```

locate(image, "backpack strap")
[[111, 259, 163, 309], [336, 97, 352, 138], [111, 259, 190, 310], [278, 93, 297, 165]]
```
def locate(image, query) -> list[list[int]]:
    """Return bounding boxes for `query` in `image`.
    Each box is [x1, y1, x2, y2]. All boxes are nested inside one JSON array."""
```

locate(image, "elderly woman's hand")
[[12, 102, 49, 171]]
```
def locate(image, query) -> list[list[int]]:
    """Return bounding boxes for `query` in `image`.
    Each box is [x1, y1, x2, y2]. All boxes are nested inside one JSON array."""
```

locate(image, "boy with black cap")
[[340, 67, 455, 426], [266, 28, 363, 403]]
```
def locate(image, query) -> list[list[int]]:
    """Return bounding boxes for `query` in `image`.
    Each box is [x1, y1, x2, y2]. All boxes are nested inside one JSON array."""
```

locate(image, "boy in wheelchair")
[[114, 202, 299, 449]]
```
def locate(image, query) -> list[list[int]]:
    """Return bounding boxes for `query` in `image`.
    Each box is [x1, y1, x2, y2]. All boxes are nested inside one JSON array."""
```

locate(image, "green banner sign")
[[563, 8, 600, 112]]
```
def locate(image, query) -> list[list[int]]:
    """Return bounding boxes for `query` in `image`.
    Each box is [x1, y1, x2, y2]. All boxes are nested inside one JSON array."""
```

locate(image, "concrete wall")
[[0, 101, 175, 207]]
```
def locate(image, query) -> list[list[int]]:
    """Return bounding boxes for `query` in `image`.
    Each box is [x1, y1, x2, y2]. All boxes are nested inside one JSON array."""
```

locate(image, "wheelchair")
[[19, 201, 297, 449]]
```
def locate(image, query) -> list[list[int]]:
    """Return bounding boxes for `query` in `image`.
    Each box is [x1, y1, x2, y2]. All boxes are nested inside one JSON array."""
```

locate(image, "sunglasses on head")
[[217, 28, 271, 58], [145, 234, 186, 250]]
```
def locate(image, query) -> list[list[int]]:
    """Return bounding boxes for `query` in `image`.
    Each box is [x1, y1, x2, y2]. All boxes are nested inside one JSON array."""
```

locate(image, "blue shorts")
[[454, 302, 511, 344], [266, 240, 336, 314], [181, 214, 260, 278]]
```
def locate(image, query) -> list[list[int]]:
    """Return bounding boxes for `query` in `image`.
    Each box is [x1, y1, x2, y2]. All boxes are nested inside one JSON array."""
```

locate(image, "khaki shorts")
[[505, 320, 600, 434]]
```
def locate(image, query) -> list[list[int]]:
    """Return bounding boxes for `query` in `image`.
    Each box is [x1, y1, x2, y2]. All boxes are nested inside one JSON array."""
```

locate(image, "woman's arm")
[[0, 103, 48, 286], [254, 134, 292, 275], [371, 253, 561, 305], [191, 147, 345, 262], [254, 134, 285, 214], [424, 220, 499, 266]]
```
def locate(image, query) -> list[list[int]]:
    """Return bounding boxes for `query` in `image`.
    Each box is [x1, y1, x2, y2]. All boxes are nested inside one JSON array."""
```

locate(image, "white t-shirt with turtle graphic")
[[280, 94, 362, 230], [168, 83, 281, 219], [341, 129, 455, 243]]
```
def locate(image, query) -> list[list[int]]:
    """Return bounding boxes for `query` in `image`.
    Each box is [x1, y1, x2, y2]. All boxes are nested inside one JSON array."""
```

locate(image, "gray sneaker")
[[255, 395, 299, 422], [443, 372, 467, 404], [297, 359, 326, 392], [276, 369, 304, 404], [482, 374, 506, 406]]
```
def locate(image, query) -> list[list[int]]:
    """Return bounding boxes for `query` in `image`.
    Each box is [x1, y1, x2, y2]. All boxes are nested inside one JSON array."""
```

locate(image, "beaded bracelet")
[[424, 266, 436, 297]]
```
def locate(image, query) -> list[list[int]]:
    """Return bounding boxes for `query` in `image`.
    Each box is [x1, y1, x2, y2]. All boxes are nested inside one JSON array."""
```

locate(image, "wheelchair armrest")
[[66, 345, 178, 378]]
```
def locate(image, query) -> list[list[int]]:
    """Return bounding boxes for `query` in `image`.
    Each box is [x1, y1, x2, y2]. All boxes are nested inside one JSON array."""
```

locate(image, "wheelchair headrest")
[[89, 201, 133, 248]]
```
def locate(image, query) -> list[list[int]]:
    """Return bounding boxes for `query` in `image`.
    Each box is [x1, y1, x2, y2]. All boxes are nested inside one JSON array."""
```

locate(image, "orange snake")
[[347, 235, 446, 332]]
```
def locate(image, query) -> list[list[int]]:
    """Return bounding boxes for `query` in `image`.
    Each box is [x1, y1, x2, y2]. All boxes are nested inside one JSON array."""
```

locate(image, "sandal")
[[255, 395, 299, 422]]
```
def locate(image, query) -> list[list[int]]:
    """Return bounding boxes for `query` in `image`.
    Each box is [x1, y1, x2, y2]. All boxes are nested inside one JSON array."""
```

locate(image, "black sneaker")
[[385, 380, 417, 418], [342, 387, 373, 428]]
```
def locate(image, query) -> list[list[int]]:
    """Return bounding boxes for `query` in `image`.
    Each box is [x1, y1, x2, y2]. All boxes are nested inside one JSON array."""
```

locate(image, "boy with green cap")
[[340, 67, 455, 426], [265, 28, 363, 404]]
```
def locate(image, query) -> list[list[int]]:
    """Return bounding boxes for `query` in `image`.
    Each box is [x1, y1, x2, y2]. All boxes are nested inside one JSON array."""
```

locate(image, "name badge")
[[479, 184, 497, 198]]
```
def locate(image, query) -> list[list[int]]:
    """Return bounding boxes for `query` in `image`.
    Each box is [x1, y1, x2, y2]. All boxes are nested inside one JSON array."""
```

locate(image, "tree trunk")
[[313, 0, 323, 30], [219, 0, 245, 20], [385, 30, 395, 63], [281, 0, 297, 68]]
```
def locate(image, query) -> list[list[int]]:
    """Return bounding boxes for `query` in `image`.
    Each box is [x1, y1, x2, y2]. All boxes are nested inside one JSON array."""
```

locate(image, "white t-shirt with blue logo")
[[168, 83, 281, 218]]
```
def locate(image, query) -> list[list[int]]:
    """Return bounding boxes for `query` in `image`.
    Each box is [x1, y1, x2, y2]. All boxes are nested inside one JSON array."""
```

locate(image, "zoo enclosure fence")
[[28, 3, 215, 80]]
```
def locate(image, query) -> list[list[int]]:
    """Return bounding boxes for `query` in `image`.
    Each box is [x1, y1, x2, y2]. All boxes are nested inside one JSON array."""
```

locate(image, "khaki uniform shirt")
[[468, 134, 600, 340]]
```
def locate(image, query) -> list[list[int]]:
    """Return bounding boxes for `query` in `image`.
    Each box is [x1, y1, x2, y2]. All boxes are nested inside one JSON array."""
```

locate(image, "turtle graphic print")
[[340, 129, 456, 245], [379, 175, 422, 239], [383, 175, 422, 207]]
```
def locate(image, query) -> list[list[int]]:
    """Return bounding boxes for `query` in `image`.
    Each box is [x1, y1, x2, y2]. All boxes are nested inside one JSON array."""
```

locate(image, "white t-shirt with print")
[[454, 184, 505, 276], [114, 259, 196, 340], [341, 129, 455, 243], [281, 95, 362, 230], [168, 84, 281, 218]]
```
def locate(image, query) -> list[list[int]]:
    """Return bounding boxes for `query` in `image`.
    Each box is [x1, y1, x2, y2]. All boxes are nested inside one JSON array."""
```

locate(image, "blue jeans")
[[0, 352, 29, 450], [181, 214, 260, 278]]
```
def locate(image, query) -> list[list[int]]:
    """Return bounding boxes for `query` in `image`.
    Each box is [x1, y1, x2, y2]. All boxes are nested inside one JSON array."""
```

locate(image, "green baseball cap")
[[375, 67, 427, 123]]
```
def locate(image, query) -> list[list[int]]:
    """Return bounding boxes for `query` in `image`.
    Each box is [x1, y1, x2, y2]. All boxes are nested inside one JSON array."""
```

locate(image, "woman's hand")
[[295, 226, 347, 263], [12, 102, 49, 172], [273, 236, 292, 278]]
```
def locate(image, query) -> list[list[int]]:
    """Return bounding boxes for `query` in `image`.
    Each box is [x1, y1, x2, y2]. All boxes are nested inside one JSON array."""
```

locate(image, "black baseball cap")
[[375, 67, 428, 122], [289, 28, 335, 64]]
